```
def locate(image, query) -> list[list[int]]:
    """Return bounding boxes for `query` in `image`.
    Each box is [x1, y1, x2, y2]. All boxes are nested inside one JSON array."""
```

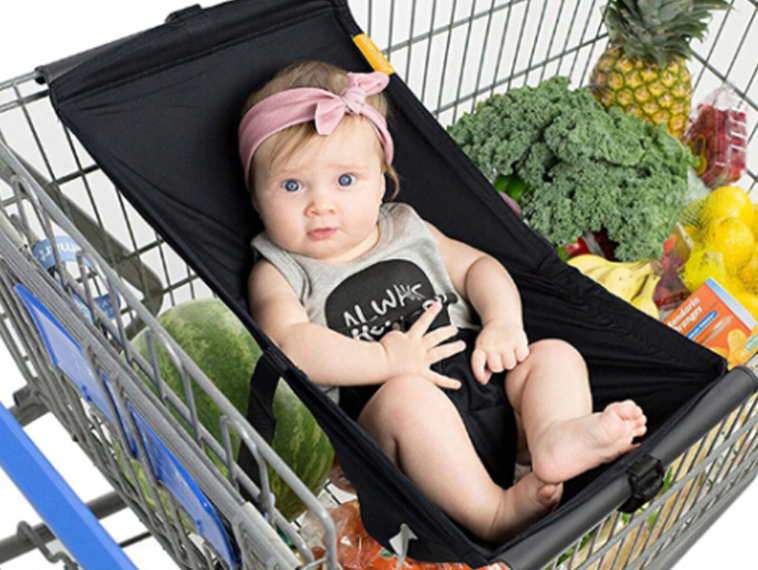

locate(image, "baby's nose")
[[308, 191, 336, 215]]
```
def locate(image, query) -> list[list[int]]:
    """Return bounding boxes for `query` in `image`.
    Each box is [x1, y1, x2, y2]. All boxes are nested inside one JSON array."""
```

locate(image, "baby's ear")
[[382, 171, 396, 202]]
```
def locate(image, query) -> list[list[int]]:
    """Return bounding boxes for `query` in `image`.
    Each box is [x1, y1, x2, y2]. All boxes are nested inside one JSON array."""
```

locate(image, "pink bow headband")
[[239, 71, 395, 188]]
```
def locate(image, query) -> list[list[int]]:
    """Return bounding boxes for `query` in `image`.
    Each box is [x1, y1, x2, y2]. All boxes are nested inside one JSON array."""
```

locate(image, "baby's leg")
[[507, 340, 647, 485], [359, 375, 561, 543]]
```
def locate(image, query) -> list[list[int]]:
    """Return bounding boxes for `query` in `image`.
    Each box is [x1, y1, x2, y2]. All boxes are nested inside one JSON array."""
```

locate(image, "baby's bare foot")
[[486, 473, 562, 543], [530, 400, 647, 484]]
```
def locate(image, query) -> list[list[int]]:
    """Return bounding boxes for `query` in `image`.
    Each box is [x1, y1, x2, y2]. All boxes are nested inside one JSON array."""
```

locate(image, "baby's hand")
[[471, 321, 529, 384], [379, 302, 465, 389]]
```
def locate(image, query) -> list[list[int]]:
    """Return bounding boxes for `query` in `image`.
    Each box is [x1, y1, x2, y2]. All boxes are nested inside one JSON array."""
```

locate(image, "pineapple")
[[589, 0, 729, 139]]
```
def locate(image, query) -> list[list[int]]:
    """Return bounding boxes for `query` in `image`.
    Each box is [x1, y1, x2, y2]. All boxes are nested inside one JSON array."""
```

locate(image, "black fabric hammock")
[[38, 1, 756, 568]]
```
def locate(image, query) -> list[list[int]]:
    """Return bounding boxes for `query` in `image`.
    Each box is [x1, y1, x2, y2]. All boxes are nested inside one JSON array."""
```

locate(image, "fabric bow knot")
[[313, 72, 388, 135], [238, 71, 394, 188]]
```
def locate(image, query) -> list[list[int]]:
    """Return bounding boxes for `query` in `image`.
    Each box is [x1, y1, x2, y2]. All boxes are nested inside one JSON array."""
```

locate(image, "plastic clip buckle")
[[166, 5, 202, 23], [619, 454, 664, 513]]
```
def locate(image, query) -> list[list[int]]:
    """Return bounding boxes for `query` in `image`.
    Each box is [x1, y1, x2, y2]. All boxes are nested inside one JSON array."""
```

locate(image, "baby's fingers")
[[515, 343, 530, 363], [423, 324, 459, 347], [428, 371, 462, 390], [428, 338, 466, 364], [497, 351, 517, 372], [408, 302, 442, 337], [471, 348, 492, 384]]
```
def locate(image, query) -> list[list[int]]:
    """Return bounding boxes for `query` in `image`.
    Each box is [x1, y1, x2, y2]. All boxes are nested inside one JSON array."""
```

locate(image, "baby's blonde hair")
[[242, 61, 399, 197]]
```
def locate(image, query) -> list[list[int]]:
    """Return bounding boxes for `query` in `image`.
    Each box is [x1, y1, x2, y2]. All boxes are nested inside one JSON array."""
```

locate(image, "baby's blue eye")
[[338, 174, 355, 187], [283, 180, 301, 192]]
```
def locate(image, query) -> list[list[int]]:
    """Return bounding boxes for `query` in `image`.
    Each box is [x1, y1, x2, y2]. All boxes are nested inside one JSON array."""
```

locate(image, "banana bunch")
[[568, 254, 663, 319]]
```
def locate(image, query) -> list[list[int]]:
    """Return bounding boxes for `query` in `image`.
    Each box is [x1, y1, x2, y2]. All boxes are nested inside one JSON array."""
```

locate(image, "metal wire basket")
[[0, 1, 757, 569]]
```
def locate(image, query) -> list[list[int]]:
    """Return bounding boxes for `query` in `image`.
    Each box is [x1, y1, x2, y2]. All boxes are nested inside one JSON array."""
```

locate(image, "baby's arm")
[[426, 223, 529, 383], [248, 260, 465, 388]]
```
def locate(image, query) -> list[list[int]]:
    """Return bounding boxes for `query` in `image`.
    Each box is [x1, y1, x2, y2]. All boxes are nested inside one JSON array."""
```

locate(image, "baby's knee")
[[365, 375, 440, 415], [358, 375, 442, 434], [507, 339, 586, 401], [530, 339, 585, 368]]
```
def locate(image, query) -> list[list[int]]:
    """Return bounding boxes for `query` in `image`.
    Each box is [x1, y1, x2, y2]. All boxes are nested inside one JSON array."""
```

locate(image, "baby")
[[240, 61, 646, 543]]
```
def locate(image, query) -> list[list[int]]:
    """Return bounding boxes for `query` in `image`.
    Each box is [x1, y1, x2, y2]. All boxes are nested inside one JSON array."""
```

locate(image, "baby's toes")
[[609, 400, 644, 422], [633, 413, 647, 435]]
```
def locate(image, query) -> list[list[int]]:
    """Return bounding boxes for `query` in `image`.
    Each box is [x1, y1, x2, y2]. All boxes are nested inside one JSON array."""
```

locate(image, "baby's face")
[[252, 118, 386, 264]]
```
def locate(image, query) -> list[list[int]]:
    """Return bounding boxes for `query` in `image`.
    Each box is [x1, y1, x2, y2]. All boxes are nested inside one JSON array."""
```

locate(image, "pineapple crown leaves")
[[605, 0, 731, 66]]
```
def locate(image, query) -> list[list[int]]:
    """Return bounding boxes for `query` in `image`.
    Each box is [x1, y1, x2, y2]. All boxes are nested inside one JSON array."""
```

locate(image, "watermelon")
[[130, 298, 334, 520]]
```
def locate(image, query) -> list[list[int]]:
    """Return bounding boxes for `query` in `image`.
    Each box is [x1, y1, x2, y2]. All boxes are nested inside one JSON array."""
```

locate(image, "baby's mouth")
[[308, 227, 337, 240]]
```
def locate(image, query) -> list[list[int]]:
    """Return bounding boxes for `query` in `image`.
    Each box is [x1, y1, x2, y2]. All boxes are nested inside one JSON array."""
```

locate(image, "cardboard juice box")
[[664, 277, 758, 367]]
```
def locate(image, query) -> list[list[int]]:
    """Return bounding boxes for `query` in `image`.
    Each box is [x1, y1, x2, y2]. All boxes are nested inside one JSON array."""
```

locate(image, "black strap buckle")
[[166, 5, 202, 23], [619, 454, 665, 513]]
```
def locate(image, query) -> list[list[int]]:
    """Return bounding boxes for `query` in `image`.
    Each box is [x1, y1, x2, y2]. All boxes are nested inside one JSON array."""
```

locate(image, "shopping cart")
[[0, 1, 757, 569]]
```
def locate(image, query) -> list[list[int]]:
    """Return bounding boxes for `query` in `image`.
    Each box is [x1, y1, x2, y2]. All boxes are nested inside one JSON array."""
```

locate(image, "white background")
[[0, 1, 756, 569]]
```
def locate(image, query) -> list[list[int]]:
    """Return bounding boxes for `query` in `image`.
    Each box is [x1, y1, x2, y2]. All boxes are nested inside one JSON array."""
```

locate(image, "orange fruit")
[[699, 185, 754, 228], [701, 216, 755, 271], [727, 329, 748, 351], [710, 346, 729, 359], [726, 329, 751, 368]]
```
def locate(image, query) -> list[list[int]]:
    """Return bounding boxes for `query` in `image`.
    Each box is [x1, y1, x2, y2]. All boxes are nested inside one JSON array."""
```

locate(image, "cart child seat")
[[3, 0, 756, 568]]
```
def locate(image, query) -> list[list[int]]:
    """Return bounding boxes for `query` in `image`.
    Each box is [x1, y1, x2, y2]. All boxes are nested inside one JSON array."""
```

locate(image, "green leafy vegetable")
[[449, 76, 696, 261]]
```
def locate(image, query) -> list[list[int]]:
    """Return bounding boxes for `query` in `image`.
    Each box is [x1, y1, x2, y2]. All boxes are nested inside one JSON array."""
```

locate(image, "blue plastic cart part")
[[130, 409, 238, 566], [14, 282, 137, 454], [0, 400, 141, 570], [14, 284, 239, 568]]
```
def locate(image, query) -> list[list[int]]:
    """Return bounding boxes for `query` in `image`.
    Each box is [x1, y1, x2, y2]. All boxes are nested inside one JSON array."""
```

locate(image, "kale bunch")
[[449, 76, 696, 261]]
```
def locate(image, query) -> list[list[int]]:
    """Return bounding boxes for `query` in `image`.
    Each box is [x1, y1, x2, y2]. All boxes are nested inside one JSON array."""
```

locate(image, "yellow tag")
[[353, 34, 395, 75]]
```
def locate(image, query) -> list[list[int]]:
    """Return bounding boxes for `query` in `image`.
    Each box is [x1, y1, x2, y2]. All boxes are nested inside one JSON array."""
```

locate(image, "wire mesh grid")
[[546, 386, 758, 570], [0, 84, 327, 569], [353, 0, 758, 191], [0, 1, 757, 570]]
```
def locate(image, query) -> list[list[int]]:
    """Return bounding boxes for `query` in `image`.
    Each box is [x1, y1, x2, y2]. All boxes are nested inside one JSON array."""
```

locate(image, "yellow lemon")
[[681, 245, 730, 293], [681, 224, 700, 244], [751, 203, 758, 239], [701, 216, 755, 271], [738, 246, 758, 292], [699, 185, 754, 228]]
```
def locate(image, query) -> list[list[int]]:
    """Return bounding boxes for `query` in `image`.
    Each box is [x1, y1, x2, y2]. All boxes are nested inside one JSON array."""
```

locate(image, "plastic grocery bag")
[[685, 83, 748, 188], [304, 500, 507, 570]]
